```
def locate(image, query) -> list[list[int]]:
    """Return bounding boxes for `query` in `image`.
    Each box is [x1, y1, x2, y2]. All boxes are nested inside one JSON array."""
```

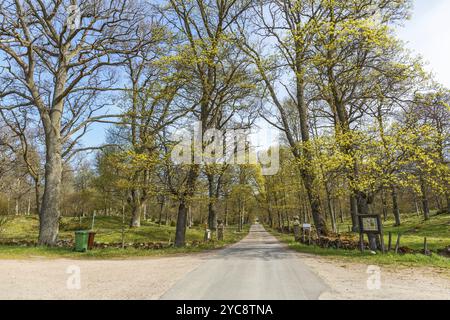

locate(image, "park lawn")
[[0, 216, 249, 259], [271, 212, 450, 269]]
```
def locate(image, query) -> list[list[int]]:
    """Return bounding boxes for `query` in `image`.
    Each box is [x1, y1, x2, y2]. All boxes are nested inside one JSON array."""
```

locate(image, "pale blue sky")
[[397, 0, 450, 87], [81, 0, 450, 150]]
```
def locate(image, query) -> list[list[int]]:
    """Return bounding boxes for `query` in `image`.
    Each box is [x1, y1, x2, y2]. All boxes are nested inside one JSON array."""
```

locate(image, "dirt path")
[[0, 225, 449, 300]]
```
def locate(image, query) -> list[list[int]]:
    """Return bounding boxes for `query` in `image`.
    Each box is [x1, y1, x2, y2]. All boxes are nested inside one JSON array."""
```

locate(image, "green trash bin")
[[74, 230, 89, 252]]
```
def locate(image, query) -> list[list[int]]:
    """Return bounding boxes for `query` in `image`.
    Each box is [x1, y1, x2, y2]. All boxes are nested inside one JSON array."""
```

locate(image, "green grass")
[[382, 213, 450, 252], [270, 212, 450, 269], [336, 211, 450, 252], [272, 231, 450, 269], [0, 242, 241, 260], [0, 216, 249, 259]]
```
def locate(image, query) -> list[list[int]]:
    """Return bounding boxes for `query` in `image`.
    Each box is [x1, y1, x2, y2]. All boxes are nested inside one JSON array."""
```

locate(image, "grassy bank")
[[336, 212, 450, 252], [0, 216, 249, 259], [270, 212, 450, 269]]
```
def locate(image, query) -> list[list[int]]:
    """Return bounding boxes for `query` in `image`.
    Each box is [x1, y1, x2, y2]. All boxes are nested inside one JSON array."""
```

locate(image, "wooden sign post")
[[357, 214, 385, 253]]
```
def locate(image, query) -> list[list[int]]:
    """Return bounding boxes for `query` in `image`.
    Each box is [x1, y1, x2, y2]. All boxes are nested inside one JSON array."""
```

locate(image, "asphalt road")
[[161, 224, 329, 300]]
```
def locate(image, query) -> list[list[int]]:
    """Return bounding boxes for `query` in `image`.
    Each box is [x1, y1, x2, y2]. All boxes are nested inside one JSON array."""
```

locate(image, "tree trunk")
[[420, 176, 430, 220], [435, 195, 443, 213], [224, 200, 229, 226], [391, 186, 401, 226], [273, 192, 281, 230], [158, 200, 164, 225], [325, 182, 337, 233], [39, 132, 62, 246], [305, 178, 327, 236], [357, 192, 370, 216], [175, 200, 188, 247], [349, 194, 359, 232], [236, 198, 242, 232], [447, 195, 450, 214], [129, 203, 142, 228], [188, 205, 193, 228], [302, 198, 310, 224], [414, 197, 421, 216], [339, 199, 344, 223], [282, 195, 290, 231], [381, 190, 388, 221], [207, 174, 218, 231], [277, 211, 282, 230], [207, 202, 217, 230], [34, 178, 41, 216], [239, 202, 245, 232], [129, 189, 142, 228], [175, 166, 199, 247], [186, 205, 190, 228]]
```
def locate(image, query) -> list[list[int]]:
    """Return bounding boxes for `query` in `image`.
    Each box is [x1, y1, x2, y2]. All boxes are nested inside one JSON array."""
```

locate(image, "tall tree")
[[310, 0, 413, 232], [0, 0, 150, 245]]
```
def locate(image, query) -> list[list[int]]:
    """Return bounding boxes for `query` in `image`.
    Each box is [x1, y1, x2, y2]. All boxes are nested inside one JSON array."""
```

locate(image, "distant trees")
[[0, 111, 42, 216], [400, 90, 450, 220]]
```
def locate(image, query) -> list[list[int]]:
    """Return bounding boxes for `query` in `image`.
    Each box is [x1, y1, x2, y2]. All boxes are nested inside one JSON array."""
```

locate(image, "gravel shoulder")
[[0, 255, 209, 300], [297, 253, 450, 300]]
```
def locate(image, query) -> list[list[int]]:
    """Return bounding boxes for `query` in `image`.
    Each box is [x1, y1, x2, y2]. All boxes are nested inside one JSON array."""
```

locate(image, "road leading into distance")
[[161, 224, 329, 300]]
